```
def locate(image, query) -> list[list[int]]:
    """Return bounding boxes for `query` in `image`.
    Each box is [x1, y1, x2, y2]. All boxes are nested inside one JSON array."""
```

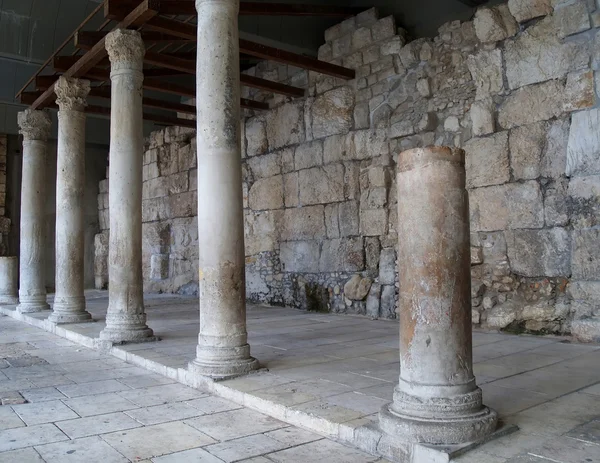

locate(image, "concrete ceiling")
[[0, 0, 489, 142]]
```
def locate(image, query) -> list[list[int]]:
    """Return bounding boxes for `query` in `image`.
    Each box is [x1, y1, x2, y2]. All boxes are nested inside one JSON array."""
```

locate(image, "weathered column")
[[379, 147, 497, 445], [17, 109, 52, 314], [189, 0, 259, 379], [49, 77, 93, 324], [0, 257, 18, 304], [99, 29, 154, 342]]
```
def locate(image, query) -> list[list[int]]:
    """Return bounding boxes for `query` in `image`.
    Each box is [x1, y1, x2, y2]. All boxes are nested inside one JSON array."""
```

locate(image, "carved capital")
[[55, 77, 90, 112], [105, 29, 145, 70], [17, 109, 52, 141]]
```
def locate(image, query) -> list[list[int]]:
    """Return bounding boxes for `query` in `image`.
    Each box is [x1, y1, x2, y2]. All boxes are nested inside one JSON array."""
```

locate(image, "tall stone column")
[[189, 0, 259, 379], [49, 77, 93, 324], [379, 146, 497, 445], [17, 109, 52, 314], [99, 29, 154, 342], [0, 257, 18, 304]]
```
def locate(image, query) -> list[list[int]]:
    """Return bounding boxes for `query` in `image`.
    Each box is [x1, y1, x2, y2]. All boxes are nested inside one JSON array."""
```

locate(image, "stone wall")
[[96, 0, 600, 339], [0, 135, 9, 255]]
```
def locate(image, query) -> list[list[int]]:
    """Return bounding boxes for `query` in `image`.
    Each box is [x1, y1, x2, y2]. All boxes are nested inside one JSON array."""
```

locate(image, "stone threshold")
[[0, 304, 516, 463]]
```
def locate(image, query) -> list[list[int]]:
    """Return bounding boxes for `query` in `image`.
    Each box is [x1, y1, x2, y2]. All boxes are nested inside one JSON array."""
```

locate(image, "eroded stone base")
[[189, 344, 260, 380], [48, 311, 94, 324], [99, 326, 156, 343], [17, 301, 51, 313], [0, 295, 18, 305]]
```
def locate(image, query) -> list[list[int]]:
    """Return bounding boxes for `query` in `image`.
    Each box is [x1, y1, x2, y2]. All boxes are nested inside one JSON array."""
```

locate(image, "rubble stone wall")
[[96, 0, 600, 339]]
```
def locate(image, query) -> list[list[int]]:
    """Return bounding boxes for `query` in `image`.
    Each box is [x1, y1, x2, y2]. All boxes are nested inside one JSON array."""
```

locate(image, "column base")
[[17, 301, 50, 313], [48, 311, 94, 324], [49, 297, 93, 324], [99, 326, 157, 343], [379, 388, 498, 445], [189, 344, 260, 380], [0, 295, 19, 305]]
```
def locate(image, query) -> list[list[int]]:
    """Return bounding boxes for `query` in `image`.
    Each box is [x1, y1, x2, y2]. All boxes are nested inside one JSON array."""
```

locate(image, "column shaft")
[[190, 0, 258, 379], [379, 146, 497, 445], [50, 77, 93, 324], [0, 257, 18, 304], [99, 29, 154, 342], [17, 109, 52, 313]]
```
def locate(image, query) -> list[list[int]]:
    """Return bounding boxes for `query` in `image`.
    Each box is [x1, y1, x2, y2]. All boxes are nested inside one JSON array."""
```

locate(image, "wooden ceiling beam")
[[30, 0, 161, 110], [75, 31, 192, 48]]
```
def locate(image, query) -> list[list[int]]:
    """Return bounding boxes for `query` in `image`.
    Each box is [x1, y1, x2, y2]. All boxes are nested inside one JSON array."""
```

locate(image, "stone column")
[[379, 146, 497, 445], [49, 77, 93, 324], [17, 109, 52, 314], [0, 257, 18, 304], [99, 29, 154, 342], [189, 0, 258, 379]]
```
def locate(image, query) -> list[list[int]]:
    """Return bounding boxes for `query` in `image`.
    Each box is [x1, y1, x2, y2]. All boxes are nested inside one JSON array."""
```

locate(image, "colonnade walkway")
[[1, 292, 600, 462]]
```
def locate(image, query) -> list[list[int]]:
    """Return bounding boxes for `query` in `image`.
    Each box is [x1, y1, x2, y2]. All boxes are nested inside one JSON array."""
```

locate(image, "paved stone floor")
[[0, 292, 599, 462]]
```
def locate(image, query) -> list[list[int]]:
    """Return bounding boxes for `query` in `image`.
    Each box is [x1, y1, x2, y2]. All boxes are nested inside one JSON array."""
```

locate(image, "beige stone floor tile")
[[265, 438, 379, 463], [320, 371, 394, 389], [152, 447, 225, 462], [185, 396, 243, 414], [520, 392, 600, 424], [0, 406, 25, 431], [62, 392, 139, 417], [20, 386, 67, 402], [504, 411, 581, 437], [28, 375, 74, 388], [185, 408, 286, 441], [125, 402, 204, 425], [323, 391, 390, 415], [479, 383, 553, 416], [65, 366, 148, 384], [525, 342, 600, 359], [101, 421, 216, 460], [526, 435, 600, 462], [264, 427, 323, 446], [237, 458, 272, 463], [0, 378, 35, 393], [57, 379, 132, 398], [292, 400, 365, 423], [205, 434, 288, 462], [56, 411, 143, 439], [220, 373, 293, 392], [12, 400, 79, 425], [117, 383, 207, 407], [3, 364, 67, 380], [0, 448, 45, 463], [475, 431, 552, 459], [35, 435, 128, 463], [116, 373, 176, 389], [357, 382, 395, 401], [0, 423, 68, 452], [582, 383, 600, 396], [452, 449, 508, 462]]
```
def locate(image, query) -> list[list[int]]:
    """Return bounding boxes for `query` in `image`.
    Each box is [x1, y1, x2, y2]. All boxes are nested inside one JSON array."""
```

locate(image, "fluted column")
[[17, 109, 52, 314], [189, 0, 258, 379], [379, 146, 497, 445], [49, 77, 93, 324], [99, 29, 154, 342]]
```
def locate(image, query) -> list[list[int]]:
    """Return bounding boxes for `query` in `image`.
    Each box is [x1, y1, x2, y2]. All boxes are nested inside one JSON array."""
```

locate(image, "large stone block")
[[554, 0, 590, 38], [338, 200, 360, 236], [508, 0, 553, 22], [572, 228, 600, 279], [465, 132, 510, 188], [245, 210, 282, 255], [169, 217, 198, 261], [298, 164, 345, 206], [248, 175, 284, 211], [281, 205, 326, 241], [378, 247, 396, 285], [470, 99, 495, 136], [568, 280, 600, 317], [506, 228, 571, 277], [498, 80, 564, 129], [380, 285, 396, 318], [542, 119, 569, 178], [569, 175, 600, 229], [169, 191, 197, 218], [247, 152, 281, 179], [469, 181, 544, 231], [504, 16, 590, 89], [307, 87, 354, 139], [142, 221, 171, 254], [246, 117, 268, 156], [177, 143, 196, 172], [283, 172, 299, 207], [473, 4, 518, 43], [566, 108, 600, 176], [280, 241, 320, 273], [510, 122, 546, 180], [319, 237, 365, 272], [467, 49, 504, 101], [295, 140, 323, 170], [544, 178, 569, 227], [360, 209, 388, 236], [266, 101, 305, 150]]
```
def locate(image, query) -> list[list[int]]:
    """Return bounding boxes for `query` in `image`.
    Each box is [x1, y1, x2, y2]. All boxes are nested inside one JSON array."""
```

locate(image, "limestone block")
[[486, 302, 517, 328], [504, 17, 590, 90], [144, 148, 158, 166], [320, 237, 365, 272], [354, 102, 370, 130], [298, 165, 345, 205], [169, 218, 198, 261], [143, 177, 168, 200], [352, 27, 372, 51], [283, 172, 299, 207], [567, 108, 600, 176], [177, 143, 196, 172], [554, 0, 590, 37], [473, 5, 518, 43], [542, 119, 570, 178], [471, 247, 484, 265], [398, 42, 419, 68], [280, 147, 295, 174], [143, 162, 160, 181], [467, 49, 504, 101], [189, 169, 197, 192], [248, 176, 284, 211], [360, 209, 388, 236], [465, 132, 510, 188], [332, 34, 352, 59], [362, 44, 381, 64], [571, 319, 600, 342], [572, 228, 600, 279], [325, 204, 340, 238], [469, 181, 545, 231], [510, 122, 546, 180], [281, 205, 325, 241], [339, 200, 360, 236], [245, 210, 282, 255], [545, 178, 570, 227], [248, 152, 281, 179], [380, 36, 405, 56], [498, 80, 565, 129], [365, 236, 381, 270], [371, 16, 396, 42], [142, 222, 171, 254], [344, 274, 373, 300], [508, 0, 553, 22], [167, 172, 189, 195], [363, 187, 387, 209], [307, 87, 354, 140], [266, 101, 304, 150], [343, 162, 360, 200], [563, 70, 595, 112], [389, 119, 416, 139], [470, 99, 495, 137], [506, 228, 571, 277], [378, 248, 396, 285], [160, 145, 181, 177], [380, 285, 396, 318], [245, 117, 268, 157], [99, 179, 109, 194], [280, 240, 320, 273], [366, 283, 381, 317], [568, 280, 600, 317], [169, 191, 197, 218], [150, 254, 170, 280], [520, 301, 569, 322], [416, 78, 432, 98], [94, 232, 109, 256], [295, 140, 324, 170]]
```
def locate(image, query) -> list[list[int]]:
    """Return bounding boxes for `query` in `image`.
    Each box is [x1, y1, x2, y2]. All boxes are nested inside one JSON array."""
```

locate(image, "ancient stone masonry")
[[96, 1, 600, 340], [0, 135, 9, 255]]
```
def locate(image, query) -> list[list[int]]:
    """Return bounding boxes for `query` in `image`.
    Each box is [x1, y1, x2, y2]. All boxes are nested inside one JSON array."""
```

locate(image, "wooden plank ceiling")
[[19, 0, 364, 128]]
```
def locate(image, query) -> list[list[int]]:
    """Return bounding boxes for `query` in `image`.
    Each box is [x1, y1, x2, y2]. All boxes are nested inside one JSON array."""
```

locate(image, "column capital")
[[195, 0, 239, 11], [105, 29, 145, 71], [17, 109, 52, 141], [55, 77, 90, 112]]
